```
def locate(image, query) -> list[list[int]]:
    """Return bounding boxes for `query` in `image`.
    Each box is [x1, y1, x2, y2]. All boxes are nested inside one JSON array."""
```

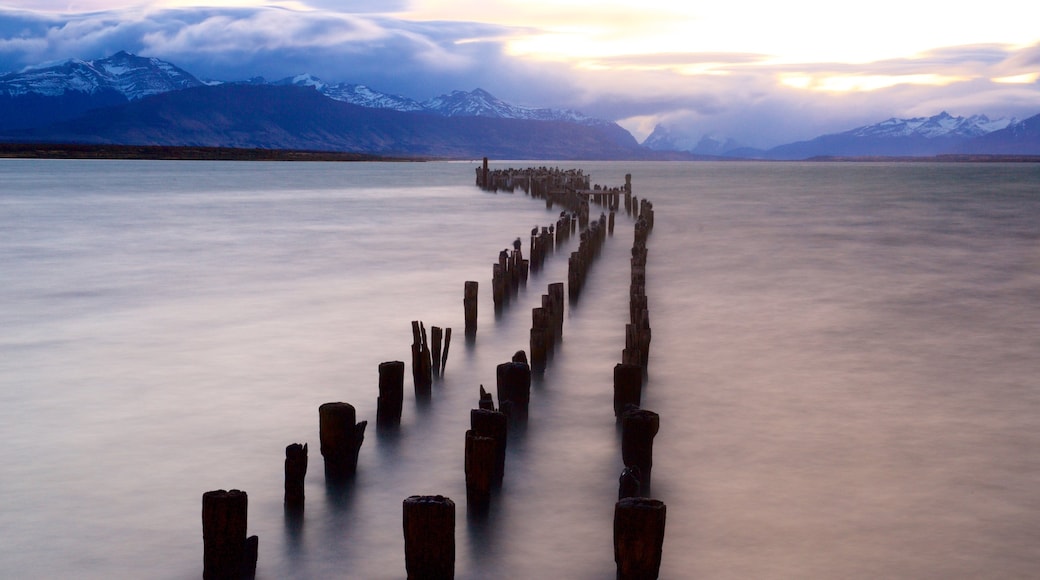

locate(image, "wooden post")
[[471, 408, 507, 485], [465, 430, 496, 508], [202, 489, 258, 580], [431, 326, 443, 377], [530, 307, 549, 373], [478, 384, 495, 410], [441, 328, 452, 375], [377, 361, 405, 427], [464, 281, 478, 337], [496, 360, 531, 425], [284, 443, 307, 509], [614, 497, 666, 580], [403, 495, 455, 580], [619, 466, 641, 500], [621, 408, 659, 494], [319, 402, 367, 481], [548, 282, 565, 339], [411, 321, 432, 396], [613, 363, 643, 418]]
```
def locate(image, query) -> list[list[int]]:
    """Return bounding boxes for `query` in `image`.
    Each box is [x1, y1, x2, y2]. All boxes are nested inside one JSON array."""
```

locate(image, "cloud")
[[0, 5, 1038, 148]]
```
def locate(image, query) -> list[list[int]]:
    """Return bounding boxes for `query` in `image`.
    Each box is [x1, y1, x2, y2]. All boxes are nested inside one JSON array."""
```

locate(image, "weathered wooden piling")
[[411, 321, 433, 395], [377, 360, 405, 427], [618, 466, 641, 500], [464, 281, 478, 337], [478, 384, 495, 410], [403, 495, 455, 579], [548, 282, 565, 338], [613, 363, 643, 418], [319, 402, 367, 481], [431, 326, 443, 377], [284, 443, 308, 509], [441, 328, 452, 375], [465, 430, 497, 507], [621, 408, 659, 494], [614, 497, 666, 580], [471, 407, 508, 485], [530, 306, 549, 373], [202, 489, 258, 580], [496, 359, 531, 425]]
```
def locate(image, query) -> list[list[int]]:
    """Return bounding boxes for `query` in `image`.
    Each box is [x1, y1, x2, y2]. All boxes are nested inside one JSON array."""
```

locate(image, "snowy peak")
[[273, 79, 599, 124], [274, 74, 425, 112], [0, 51, 202, 100], [845, 111, 1015, 139]]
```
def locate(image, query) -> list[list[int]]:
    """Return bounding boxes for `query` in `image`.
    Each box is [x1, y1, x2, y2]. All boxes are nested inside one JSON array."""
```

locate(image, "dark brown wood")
[[318, 402, 367, 481], [377, 361, 405, 427], [465, 430, 496, 507], [621, 409, 659, 494], [284, 443, 308, 509], [614, 497, 666, 579], [441, 328, 452, 374], [496, 360, 531, 425], [478, 385, 495, 410], [470, 408, 507, 485], [613, 363, 643, 418], [431, 326, 443, 377], [464, 281, 478, 337], [202, 489, 258, 579], [619, 466, 641, 500], [411, 321, 433, 396], [403, 495, 455, 579]]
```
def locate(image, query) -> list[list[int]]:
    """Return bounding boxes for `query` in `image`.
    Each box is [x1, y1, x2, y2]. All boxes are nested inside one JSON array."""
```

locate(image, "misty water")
[[2, 159, 1039, 579]]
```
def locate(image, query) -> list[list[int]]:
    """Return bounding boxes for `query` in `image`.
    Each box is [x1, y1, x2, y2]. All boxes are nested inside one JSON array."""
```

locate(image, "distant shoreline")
[[1, 143, 1038, 162], [0, 143, 431, 162]]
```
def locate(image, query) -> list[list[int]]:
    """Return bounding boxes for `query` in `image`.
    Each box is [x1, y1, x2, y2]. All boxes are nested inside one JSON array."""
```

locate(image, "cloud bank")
[[0, 4, 1038, 148]]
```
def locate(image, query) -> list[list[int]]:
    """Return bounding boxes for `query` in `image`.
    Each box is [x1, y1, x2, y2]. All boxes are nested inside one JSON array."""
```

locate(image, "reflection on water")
[[1, 160, 1039, 579]]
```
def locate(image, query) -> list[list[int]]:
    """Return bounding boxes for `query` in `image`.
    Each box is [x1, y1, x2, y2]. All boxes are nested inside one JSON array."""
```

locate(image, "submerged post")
[[284, 443, 308, 510], [614, 497, 666, 580], [496, 359, 531, 426], [202, 489, 258, 580], [464, 281, 479, 337], [319, 402, 367, 481], [613, 363, 643, 418], [621, 408, 659, 494], [403, 495, 455, 579], [377, 361, 405, 428]]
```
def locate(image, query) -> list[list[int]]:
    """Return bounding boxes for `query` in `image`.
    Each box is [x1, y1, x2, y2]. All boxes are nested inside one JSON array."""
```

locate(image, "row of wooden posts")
[[201, 164, 665, 579]]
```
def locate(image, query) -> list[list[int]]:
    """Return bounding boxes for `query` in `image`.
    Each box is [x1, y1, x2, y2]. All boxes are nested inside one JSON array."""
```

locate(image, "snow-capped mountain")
[[845, 111, 1015, 139], [642, 124, 743, 156], [276, 75, 601, 125], [0, 50, 202, 100], [273, 74, 426, 112], [749, 111, 1020, 159]]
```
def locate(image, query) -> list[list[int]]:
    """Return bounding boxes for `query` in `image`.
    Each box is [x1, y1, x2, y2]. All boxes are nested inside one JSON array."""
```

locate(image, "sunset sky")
[[1, 0, 1038, 147]]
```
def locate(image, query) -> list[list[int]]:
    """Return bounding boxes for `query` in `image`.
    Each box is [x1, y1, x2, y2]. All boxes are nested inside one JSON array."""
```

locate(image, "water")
[[1, 159, 1038, 579]]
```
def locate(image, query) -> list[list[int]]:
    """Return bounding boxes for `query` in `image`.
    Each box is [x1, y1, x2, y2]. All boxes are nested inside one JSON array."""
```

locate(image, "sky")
[[1, 0, 1038, 148]]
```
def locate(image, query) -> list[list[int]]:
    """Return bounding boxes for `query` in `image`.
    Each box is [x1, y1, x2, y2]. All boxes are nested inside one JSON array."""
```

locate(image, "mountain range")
[[1, 51, 1038, 159]]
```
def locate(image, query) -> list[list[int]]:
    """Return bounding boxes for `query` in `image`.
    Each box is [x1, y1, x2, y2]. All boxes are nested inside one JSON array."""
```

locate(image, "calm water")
[[1, 160, 1038, 579]]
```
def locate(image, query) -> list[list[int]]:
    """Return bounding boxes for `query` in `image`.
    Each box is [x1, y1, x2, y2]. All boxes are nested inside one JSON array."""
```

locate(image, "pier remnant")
[[614, 497, 666, 580], [202, 489, 258, 579], [411, 321, 433, 396], [618, 466, 641, 500], [471, 407, 508, 485], [621, 408, 659, 494], [377, 361, 405, 428], [319, 402, 367, 481], [613, 363, 643, 418], [496, 357, 532, 426], [464, 281, 478, 337], [284, 443, 308, 509], [465, 430, 497, 508], [403, 495, 455, 579]]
